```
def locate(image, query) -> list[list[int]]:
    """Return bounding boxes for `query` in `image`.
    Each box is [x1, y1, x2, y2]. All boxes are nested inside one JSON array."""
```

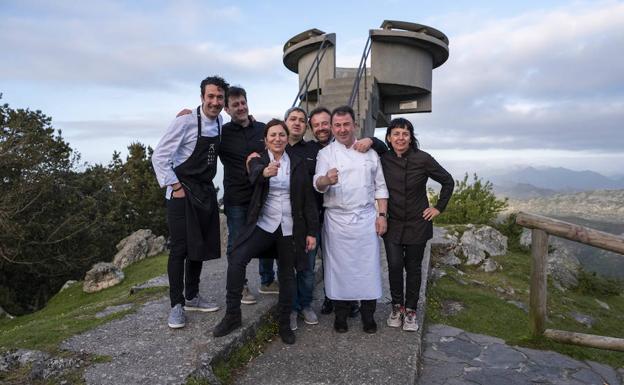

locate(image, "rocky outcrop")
[[0, 349, 85, 381], [521, 229, 581, 289], [59, 280, 77, 292], [113, 229, 166, 269], [431, 225, 507, 273], [460, 225, 508, 265], [547, 248, 581, 290], [430, 227, 460, 266], [83, 262, 124, 293]]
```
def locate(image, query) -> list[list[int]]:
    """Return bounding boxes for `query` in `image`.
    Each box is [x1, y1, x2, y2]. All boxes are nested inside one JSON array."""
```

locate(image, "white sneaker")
[[387, 304, 404, 328], [403, 308, 419, 332], [300, 307, 319, 325], [241, 285, 257, 305]]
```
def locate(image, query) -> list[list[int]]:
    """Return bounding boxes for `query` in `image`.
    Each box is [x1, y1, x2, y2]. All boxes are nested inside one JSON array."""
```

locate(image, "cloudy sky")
[[2, 0, 623, 179]]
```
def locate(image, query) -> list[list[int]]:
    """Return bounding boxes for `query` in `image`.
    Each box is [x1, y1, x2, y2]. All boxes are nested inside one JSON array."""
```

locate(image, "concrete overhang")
[[372, 20, 449, 68], [283, 29, 336, 73]]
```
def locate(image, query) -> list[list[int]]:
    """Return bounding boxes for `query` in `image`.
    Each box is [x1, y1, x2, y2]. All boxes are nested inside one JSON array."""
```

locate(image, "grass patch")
[[208, 316, 279, 385], [0, 253, 168, 353], [427, 250, 624, 368]]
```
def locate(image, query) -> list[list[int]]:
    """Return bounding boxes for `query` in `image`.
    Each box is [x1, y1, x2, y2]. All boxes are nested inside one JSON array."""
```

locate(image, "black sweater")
[[220, 119, 266, 206]]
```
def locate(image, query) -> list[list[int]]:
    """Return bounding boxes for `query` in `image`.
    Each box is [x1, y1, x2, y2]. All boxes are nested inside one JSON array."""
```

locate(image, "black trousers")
[[167, 197, 203, 307], [383, 240, 426, 310], [226, 226, 295, 324]]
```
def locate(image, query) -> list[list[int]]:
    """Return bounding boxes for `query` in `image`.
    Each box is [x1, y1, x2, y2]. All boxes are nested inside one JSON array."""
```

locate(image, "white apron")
[[322, 205, 383, 300]]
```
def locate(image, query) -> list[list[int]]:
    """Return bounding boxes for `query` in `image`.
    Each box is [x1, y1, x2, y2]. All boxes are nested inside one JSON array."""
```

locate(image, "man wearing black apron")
[[152, 76, 229, 329]]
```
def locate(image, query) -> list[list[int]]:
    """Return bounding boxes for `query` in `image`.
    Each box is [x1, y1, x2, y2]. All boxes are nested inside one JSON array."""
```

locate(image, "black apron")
[[173, 106, 221, 261]]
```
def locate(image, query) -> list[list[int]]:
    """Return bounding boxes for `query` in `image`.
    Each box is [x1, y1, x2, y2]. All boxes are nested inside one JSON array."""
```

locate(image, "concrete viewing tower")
[[283, 20, 449, 138]]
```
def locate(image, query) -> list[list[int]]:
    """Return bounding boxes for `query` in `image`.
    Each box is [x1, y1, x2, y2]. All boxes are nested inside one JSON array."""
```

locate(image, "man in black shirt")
[[220, 87, 279, 302]]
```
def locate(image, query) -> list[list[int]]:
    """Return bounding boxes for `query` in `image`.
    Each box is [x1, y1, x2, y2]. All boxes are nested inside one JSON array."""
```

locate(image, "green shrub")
[[494, 213, 524, 251], [430, 173, 508, 225], [576, 270, 624, 297]]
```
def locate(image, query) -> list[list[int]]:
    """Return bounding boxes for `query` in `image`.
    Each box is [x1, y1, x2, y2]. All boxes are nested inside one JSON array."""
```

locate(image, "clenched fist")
[[263, 161, 280, 177], [326, 168, 338, 185]]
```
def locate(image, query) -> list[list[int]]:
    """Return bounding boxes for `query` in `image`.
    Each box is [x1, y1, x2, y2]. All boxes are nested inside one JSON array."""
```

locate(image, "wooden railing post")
[[529, 229, 548, 337]]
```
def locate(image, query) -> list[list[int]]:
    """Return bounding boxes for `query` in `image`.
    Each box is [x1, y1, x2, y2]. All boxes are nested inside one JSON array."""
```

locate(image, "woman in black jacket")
[[213, 119, 319, 344], [380, 118, 454, 332]]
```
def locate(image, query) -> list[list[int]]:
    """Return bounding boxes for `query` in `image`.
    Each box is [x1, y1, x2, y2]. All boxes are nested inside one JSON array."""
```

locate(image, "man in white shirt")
[[152, 76, 228, 329], [313, 105, 389, 334]]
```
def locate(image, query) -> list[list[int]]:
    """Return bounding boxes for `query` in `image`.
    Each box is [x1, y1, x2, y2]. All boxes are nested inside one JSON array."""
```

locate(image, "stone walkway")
[[418, 324, 623, 385], [61, 257, 275, 385], [234, 282, 420, 385], [233, 245, 429, 385], [58, 228, 623, 385]]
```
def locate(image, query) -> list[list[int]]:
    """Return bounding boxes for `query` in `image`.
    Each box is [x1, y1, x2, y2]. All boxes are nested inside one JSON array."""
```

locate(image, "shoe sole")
[[387, 321, 402, 328], [403, 326, 419, 332], [168, 322, 185, 329], [241, 300, 258, 305], [184, 306, 219, 312], [298, 312, 319, 325], [258, 290, 279, 294]]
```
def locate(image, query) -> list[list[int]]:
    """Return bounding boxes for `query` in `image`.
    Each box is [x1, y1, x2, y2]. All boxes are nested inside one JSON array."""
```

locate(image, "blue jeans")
[[224, 205, 276, 285], [293, 233, 318, 311]]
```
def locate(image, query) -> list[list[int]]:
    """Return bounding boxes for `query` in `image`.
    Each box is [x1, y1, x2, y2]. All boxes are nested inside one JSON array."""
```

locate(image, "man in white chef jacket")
[[313, 105, 389, 334]]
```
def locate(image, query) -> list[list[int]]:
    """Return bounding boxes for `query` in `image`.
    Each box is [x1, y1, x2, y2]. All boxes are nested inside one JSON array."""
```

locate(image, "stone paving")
[[61, 257, 275, 385], [418, 324, 623, 385]]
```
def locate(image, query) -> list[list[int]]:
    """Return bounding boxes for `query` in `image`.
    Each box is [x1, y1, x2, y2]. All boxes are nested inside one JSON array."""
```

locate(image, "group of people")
[[152, 75, 454, 345]]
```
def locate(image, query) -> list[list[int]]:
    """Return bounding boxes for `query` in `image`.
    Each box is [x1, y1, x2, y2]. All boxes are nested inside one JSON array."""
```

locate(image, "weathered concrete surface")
[[418, 324, 623, 385], [234, 243, 432, 385], [62, 257, 276, 385]]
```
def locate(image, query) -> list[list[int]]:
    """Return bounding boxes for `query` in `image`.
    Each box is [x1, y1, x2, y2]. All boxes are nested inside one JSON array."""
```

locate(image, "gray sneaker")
[[241, 285, 257, 305], [259, 281, 279, 294], [387, 304, 404, 328], [290, 311, 298, 331], [168, 304, 186, 329], [403, 308, 419, 332], [184, 295, 219, 312], [300, 307, 319, 325]]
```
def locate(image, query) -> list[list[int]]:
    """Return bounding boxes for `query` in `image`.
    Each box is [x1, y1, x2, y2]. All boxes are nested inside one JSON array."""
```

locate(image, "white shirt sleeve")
[[152, 117, 187, 188], [313, 147, 331, 193], [373, 153, 389, 199]]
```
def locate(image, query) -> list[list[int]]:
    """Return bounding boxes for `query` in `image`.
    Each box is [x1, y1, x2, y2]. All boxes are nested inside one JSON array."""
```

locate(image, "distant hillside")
[[490, 166, 624, 191], [493, 182, 558, 199], [505, 189, 624, 223]]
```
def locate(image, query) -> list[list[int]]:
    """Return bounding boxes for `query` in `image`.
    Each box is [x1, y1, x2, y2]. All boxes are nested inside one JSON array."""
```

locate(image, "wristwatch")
[[378, 212, 386, 218]]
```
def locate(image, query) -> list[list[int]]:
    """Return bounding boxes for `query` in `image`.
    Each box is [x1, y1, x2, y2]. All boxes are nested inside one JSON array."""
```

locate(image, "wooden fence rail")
[[515, 211, 624, 352]]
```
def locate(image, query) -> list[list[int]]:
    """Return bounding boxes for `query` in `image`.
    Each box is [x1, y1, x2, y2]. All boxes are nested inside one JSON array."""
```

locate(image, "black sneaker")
[[279, 326, 296, 345], [334, 317, 348, 333], [363, 318, 378, 334], [321, 297, 334, 314], [213, 313, 242, 337]]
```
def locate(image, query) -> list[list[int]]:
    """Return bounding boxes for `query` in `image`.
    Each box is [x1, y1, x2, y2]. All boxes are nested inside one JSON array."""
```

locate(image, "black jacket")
[[220, 119, 266, 207], [232, 151, 319, 271], [381, 148, 454, 244]]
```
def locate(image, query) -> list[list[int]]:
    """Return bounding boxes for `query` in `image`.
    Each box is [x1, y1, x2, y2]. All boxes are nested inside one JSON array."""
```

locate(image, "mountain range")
[[488, 167, 624, 195]]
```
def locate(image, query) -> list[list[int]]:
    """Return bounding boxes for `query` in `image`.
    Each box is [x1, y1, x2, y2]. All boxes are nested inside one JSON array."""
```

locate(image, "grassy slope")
[[427, 250, 624, 368], [0, 254, 168, 352]]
